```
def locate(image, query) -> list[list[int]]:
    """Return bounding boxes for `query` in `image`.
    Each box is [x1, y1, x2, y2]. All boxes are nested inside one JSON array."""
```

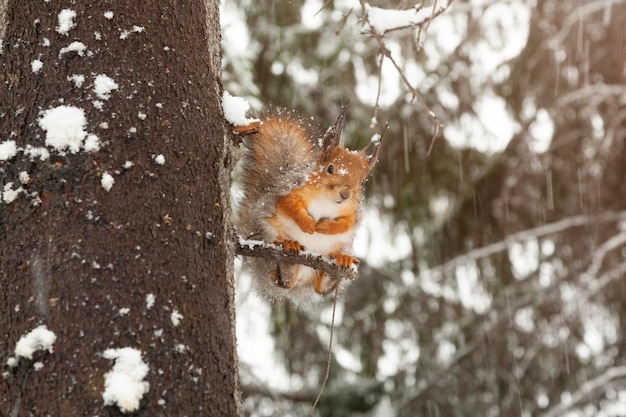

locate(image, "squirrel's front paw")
[[276, 240, 304, 254], [298, 216, 316, 234], [330, 253, 359, 269]]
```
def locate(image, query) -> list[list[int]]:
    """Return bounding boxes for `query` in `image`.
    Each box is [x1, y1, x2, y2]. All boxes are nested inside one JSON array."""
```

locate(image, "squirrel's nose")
[[339, 189, 351, 201]]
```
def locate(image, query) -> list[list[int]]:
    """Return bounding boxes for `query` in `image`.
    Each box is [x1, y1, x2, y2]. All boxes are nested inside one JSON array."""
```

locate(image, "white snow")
[[137, 112, 147, 120], [83, 134, 101, 152], [222, 91, 260, 127], [104, 11, 114, 20], [24, 145, 50, 161], [56, 9, 77, 35], [59, 41, 86, 57], [153, 154, 165, 165], [145, 294, 155, 309], [123, 161, 134, 169], [68, 74, 85, 88], [0, 140, 17, 161], [93, 74, 119, 100], [39, 105, 87, 153], [364, 4, 437, 33], [14, 325, 57, 359], [101, 172, 115, 192], [31, 59, 43, 73], [119, 307, 130, 316], [170, 310, 183, 326], [102, 347, 150, 413], [2, 183, 22, 204], [19, 171, 30, 184]]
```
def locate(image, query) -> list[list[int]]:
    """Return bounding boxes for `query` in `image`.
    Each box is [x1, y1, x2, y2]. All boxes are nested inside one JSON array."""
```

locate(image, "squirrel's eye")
[[327, 164, 334, 174]]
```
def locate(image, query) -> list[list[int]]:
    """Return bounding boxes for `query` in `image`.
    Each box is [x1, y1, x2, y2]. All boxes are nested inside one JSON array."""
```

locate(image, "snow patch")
[[93, 74, 119, 100], [145, 294, 155, 309], [222, 91, 259, 127], [56, 9, 77, 35], [101, 172, 114, 192], [0, 140, 17, 161], [364, 4, 434, 33], [39, 105, 87, 153], [84, 134, 101, 152], [24, 145, 50, 161], [31, 59, 43, 73], [59, 41, 86, 57], [19, 171, 30, 184], [102, 347, 150, 413], [14, 325, 57, 360], [104, 11, 114, 20], [2, 183, 23, 204], [153, 154, 165, 165], [68, 74, 85, 88], [170, 310, 183, 326]]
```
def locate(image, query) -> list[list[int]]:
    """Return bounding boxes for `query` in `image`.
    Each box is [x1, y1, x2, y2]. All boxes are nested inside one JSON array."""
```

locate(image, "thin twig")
[[312, 284, 340, 412]]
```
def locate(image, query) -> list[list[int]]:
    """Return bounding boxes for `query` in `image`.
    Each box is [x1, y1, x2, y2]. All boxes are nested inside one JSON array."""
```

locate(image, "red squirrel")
[[234, 109, 380, 304]]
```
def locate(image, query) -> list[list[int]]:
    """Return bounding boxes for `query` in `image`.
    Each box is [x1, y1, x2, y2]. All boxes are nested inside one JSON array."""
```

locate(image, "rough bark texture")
[[0, 1, 240, 416]]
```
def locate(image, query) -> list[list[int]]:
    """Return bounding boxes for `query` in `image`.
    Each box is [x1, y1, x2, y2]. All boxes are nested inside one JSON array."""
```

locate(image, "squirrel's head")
[[312, 110, 382, 204]]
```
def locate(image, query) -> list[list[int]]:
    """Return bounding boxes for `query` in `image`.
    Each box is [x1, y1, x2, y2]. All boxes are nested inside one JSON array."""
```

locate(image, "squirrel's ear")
[[320, 108, 346, 157], [364, 122, 387, 169]]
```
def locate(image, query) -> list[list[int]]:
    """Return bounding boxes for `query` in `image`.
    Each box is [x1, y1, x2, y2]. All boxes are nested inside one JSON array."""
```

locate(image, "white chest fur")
[[264, 197, 356, 255]]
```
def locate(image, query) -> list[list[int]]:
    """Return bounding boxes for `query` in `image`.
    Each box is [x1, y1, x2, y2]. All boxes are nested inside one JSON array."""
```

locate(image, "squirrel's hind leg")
[[313, 270, 340, 295]]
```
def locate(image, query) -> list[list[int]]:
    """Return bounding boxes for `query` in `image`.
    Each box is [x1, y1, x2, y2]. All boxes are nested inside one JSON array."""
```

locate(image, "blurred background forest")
[[222, 0, 626, 416]]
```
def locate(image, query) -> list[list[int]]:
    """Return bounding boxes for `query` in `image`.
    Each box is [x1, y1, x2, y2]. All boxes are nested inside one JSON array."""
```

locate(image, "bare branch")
[[540, 366, 626, 417], [236, 239, 358, 281]]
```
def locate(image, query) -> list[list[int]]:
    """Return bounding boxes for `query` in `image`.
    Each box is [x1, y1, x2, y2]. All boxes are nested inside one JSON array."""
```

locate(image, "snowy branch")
[[236, 239, 358, 281], [540, 366, 626, 417], [358, 0, 453, 152]]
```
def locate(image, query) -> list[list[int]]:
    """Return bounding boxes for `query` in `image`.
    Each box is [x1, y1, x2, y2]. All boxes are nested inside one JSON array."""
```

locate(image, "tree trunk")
[[0, 1, 240, 416]]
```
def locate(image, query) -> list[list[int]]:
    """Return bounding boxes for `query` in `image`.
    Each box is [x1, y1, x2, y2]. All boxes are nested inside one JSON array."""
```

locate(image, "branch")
[[236, 239, 358, 281], [540, 366, 626, 417]]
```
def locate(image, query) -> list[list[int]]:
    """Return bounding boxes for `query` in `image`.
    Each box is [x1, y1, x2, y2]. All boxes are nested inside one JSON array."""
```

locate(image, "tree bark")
[[0, 1, 240, 416]]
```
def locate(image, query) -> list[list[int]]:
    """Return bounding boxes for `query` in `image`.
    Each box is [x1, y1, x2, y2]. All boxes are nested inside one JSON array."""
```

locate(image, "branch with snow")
[[357, 0, 453, 153], [236, 238, 358, 281]]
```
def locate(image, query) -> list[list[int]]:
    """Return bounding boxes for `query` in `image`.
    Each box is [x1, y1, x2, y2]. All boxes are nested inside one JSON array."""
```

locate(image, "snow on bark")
[[222, 91, 259, 126], [13, 325, 57, 360], [102, 347, 150, 413], [38, 105, 87, 153]]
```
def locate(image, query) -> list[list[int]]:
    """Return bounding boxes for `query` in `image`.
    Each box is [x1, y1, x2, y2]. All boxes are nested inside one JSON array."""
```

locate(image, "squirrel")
[[233, 108, 381, 304]]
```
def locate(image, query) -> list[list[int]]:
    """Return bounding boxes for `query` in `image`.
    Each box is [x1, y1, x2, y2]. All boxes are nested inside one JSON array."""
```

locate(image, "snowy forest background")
[[223, 0, 626, 416]]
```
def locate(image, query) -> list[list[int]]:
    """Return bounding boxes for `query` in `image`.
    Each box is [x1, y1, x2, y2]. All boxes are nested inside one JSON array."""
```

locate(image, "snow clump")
[[14, 325, 57, 360], [39, 105, 87, 153], [93, 74, 119, 100], [222, 91, 259, 127], [31, 59, 43, 73], [170, 310, 183, 326], [2, 183, 23, 204], [101, 172, 115, 192], [56, 9, 77, 35], [59, 41, 87, 57], [0, 140, 17, 161], [102, 347, 150, 413]]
